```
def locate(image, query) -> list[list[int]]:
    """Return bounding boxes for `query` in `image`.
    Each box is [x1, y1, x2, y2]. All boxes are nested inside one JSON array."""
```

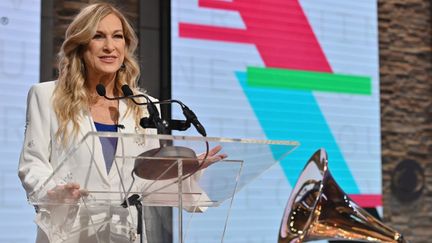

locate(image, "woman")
[[19, 3, 223, 243]]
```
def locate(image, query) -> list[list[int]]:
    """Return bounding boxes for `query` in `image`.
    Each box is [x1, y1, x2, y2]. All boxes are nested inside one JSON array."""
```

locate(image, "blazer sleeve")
[[18, 84, 54, 197]]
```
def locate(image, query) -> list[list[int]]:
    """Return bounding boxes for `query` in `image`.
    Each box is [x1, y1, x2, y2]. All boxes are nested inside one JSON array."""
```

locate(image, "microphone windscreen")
[[121, 84, 134, 97], [96, 84, 106, 96]]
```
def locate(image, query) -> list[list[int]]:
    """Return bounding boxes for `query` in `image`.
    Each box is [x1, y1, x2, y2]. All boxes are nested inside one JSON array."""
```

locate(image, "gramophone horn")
[[278, 148, 407, 243]]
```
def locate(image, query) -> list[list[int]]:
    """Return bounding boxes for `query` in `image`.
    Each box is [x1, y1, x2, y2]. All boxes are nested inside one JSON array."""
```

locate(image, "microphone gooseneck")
[[120, 84, 167, 134]]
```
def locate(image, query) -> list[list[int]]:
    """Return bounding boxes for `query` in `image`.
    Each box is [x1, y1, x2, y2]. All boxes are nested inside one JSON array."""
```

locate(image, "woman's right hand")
[[47, 182, 85, 204]]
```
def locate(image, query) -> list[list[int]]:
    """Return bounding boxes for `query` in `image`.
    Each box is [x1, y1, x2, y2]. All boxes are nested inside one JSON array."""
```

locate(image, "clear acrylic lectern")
[[28, 132, 299, 243]]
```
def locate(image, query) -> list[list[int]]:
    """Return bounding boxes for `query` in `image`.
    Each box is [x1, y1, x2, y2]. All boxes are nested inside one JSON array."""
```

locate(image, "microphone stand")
[[96, 83, 168, 134], [121, 194, 143, 243], [96, 83, 206, 136], [97, 84, 210, 243], [120, 86, 206, 137]]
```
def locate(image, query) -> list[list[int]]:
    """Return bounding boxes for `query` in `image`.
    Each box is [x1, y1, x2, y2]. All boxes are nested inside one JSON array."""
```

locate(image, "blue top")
[[94, 122, 118, 173]]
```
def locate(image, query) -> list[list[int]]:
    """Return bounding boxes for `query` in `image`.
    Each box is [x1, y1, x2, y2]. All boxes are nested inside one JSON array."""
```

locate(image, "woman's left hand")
[[197, 145, 228, 168]]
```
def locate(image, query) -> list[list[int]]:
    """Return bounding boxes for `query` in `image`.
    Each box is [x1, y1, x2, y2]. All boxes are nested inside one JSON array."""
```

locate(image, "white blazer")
[[19, 81, 201, 243]]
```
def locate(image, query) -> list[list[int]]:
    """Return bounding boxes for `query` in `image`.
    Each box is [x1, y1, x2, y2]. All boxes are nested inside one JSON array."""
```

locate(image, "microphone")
[[181, 104, 207, 137], [115, 124, 125, 129], [96, 83, 137, 102], [121, 84, 134, 97], [120, 85, 207, 137], [96, 83, 129, 101], [96, 84, 106, 96]]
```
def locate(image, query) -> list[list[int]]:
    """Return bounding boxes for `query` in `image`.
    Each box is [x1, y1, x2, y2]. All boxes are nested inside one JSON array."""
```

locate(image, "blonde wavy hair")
[[53, 3, 143, 143]]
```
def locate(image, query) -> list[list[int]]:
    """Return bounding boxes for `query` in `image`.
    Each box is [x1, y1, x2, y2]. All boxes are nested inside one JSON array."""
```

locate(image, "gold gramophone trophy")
[[278, 148, 407, 243]]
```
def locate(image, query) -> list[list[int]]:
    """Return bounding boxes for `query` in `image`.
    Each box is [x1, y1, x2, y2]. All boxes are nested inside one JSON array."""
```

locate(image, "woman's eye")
[[93, 34, 104, 39], [114, 34, 124, 39]]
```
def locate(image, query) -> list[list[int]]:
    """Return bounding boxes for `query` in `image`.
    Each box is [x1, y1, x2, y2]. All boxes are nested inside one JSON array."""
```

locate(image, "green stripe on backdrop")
[[247, 67, 372, 95]]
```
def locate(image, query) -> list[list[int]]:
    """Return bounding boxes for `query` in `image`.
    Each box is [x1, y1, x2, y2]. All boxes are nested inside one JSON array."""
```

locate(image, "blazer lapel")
[[75, 101, 140, 186], [118, 99, 133, 133], [77, 111, 110, 185], [109, 99, 135, 180]]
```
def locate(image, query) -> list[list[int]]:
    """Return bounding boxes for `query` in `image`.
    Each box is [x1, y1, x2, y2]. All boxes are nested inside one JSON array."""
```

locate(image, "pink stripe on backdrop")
[[179, 0, 332, 72], [179, 23, 251, 44]]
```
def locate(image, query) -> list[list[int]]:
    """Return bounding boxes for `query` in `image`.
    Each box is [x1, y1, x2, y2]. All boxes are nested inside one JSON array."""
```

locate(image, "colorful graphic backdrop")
[[172, 0, 380, 242]]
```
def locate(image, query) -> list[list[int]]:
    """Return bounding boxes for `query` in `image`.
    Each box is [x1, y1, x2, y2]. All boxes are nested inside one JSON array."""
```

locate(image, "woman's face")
[[83, 13, 126, 80]]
